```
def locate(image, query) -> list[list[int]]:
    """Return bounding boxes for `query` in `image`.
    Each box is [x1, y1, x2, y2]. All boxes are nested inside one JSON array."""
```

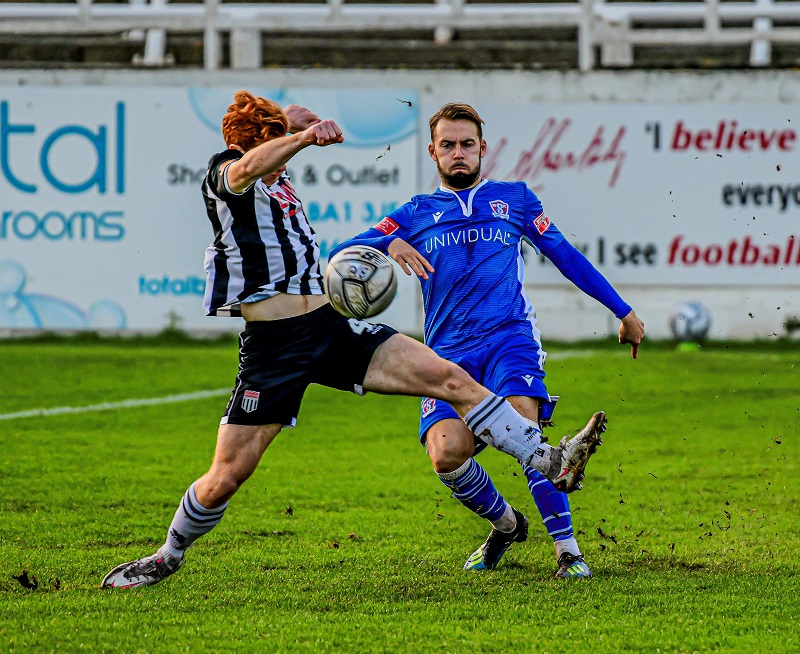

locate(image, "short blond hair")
[[429, 102, 484, 141]]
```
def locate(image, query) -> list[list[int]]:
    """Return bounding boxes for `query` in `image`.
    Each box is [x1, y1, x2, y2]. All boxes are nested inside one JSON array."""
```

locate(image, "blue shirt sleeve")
[[329, 201, 414, 259], [521, 185, 631, 319], [543, 240, 632, 319], [521, 186, 565, 252]]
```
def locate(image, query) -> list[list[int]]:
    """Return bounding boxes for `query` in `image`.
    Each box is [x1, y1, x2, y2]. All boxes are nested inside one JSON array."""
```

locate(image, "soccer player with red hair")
[[102, 92, 607, 589]]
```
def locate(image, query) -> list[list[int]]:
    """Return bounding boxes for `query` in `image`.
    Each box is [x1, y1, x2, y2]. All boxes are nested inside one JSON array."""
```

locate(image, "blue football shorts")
[[419, 331, 557, 448]]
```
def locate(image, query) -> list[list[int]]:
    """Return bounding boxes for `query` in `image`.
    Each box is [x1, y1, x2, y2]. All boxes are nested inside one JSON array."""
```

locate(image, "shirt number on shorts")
[[348, 319, 381, 335]]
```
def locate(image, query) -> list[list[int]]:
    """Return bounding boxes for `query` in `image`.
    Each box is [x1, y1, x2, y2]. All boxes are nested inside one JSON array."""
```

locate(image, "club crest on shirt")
[[421, 397, 436, 417], [242, 390, 260, 413], [533, 213, 551, 235], [489, 200, 510, 219], [374, 216, 400, 235]]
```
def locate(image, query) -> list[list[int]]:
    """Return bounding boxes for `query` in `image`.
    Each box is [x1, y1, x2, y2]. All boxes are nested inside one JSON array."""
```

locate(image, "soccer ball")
[[669, 301, 712, 342], [326, 245, 397, 319]]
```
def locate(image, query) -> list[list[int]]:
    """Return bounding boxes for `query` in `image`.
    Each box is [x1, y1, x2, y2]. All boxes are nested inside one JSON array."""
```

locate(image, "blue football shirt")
[[331, 179, 631, 356], [351, 180, 559, 355]]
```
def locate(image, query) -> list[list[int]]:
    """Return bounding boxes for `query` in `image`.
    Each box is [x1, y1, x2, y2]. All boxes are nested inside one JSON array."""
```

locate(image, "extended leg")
[[102, 423, 281, 588], [364, 334, 605, 491]]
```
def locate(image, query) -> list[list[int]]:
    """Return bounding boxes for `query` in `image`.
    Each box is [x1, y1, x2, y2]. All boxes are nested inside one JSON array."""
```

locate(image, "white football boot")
[[549, 411, 607, 493], [102, 551, 183, 589]]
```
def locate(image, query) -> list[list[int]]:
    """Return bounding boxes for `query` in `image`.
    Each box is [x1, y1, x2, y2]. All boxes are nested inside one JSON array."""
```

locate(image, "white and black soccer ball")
[[325, 245, 397, 319], [669, 301, 712, 342]]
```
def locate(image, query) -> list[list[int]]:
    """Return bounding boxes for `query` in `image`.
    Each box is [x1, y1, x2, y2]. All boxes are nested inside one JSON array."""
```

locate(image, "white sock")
[[554, 537, 581, 559], [437, 458, 472, 482], [159, 482, 228, 561], [463, 393, 556, 475], [492, 503, 518, 533]]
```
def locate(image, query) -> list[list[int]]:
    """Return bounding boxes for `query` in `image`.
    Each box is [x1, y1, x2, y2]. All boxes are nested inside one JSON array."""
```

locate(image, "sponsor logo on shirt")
[[423, 227, 514, 254], [432, 211, 443, 223], [421, 397, 437, 417], [522, 375, 535, 387], [490, 200, 510, 219], [242, 390, 260, 413], [533, 213, 551, 235], [271, 183, 304, 221], [374, 216, 400, 235]]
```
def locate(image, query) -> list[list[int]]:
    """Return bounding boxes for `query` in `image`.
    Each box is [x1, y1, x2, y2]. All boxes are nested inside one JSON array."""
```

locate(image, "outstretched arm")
[[521, 185, 644, 357], [225, 117, 343, 193], [330, 203, 417, 265], [544, 239, 645, 358], [329, 232, 434, 279], [328, 227, 402, 262]]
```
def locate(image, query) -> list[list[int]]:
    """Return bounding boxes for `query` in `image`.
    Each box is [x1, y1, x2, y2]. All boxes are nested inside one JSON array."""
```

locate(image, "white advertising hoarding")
[[421, 102, 799, 287], [0, 87, 419, 332], [1, 85, 797, 334]]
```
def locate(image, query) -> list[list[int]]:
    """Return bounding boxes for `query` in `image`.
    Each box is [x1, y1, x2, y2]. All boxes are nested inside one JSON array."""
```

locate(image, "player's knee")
[[202, 468, 249, 504], [428, 437, 473, 474], [430, 448, 471, 474]]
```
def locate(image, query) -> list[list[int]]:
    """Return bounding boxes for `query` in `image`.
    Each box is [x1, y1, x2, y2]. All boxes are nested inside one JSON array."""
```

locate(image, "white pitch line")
[[547, 349, 627, 360], [0, 350, 612, 422], [0, 388, 231, 421]]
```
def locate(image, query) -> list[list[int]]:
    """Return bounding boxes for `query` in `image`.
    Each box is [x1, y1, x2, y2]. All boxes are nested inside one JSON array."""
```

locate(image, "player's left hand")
[[619, 309, 645, 359], [284, 104, 321, 133], [388, 238, 435, 280]]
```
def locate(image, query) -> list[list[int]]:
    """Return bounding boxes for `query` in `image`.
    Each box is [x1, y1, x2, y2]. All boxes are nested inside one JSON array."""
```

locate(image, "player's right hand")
[[388, 238, 435, 280], [302, 120, 344, 146]]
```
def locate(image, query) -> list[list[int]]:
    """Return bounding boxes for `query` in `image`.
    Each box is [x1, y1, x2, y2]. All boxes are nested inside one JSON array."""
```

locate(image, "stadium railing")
[[1, 0, 799, 70]]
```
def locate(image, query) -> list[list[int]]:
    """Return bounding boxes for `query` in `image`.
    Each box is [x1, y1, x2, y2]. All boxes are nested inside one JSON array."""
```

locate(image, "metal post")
[[78, 0, 92, 21], [705, 0, 721, 37], [204, 0, 221, 71], [750, 0, 773, 67], [231, 27, 262, 69], [434, 0, 454, 45], [143, 0, 169, 66], [578, 0, 595, 71]]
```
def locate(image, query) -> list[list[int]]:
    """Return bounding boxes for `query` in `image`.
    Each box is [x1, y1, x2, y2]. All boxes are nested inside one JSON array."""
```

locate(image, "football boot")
[[554, 552, 593, 579], [550, 411, 607, 493], [464, 508, 529, 571], [102, 552, 183, 589]]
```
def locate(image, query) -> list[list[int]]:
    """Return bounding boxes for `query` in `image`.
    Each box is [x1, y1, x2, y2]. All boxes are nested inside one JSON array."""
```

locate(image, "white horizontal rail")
[[620, 28, 800, 44], [0, 3, 584, 31], [596, 3, 800, 22], [0, 1, 798, 70]]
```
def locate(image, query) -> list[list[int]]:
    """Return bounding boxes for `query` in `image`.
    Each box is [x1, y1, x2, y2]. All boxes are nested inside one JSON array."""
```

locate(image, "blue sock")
[[438, 458, 508, 523], [522, 464, 574, 542]]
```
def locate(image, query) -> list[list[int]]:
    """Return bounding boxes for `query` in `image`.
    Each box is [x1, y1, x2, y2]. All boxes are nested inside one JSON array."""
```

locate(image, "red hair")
[[221, 90, 288, 151]]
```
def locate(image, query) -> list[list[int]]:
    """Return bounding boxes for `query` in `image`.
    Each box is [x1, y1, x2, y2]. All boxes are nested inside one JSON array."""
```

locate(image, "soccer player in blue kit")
[[102, 93, 608, 590], [331, 103, 645, 578]]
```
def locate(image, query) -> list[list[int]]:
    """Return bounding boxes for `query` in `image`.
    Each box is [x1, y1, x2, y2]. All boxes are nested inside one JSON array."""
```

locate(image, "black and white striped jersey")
[[201, 149, 325, 317]]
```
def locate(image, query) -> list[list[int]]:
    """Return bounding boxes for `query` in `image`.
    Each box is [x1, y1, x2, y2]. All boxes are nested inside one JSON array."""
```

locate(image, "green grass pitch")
[[0, 338, 798, 653]]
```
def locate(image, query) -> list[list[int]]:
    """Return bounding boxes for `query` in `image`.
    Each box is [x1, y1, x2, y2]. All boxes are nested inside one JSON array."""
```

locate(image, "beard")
[[437, 159, 482, 190]]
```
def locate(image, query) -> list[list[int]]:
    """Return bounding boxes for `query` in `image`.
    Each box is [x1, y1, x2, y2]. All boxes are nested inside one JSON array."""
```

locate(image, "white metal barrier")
[[0, 0, 799, 70]]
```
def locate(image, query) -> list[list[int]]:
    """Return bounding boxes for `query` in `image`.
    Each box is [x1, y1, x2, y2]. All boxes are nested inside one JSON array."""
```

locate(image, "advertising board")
[[0, 87, 419, 331]]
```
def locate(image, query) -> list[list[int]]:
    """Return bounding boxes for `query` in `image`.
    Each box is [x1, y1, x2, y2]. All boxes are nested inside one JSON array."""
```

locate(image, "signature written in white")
[[483, 118, 627, 189]]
